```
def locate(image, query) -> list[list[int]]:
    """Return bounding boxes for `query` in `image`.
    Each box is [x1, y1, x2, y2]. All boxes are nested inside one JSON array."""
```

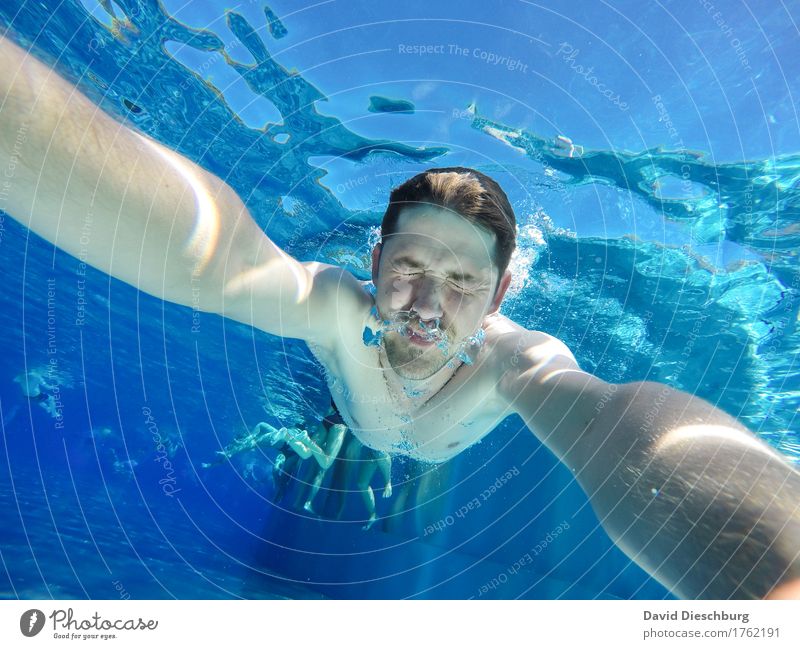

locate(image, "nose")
[[411, 275, 444, 323]]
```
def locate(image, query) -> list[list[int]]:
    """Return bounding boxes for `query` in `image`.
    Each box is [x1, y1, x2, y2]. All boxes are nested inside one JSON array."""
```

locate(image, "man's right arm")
[[0, 36, 365, 346]]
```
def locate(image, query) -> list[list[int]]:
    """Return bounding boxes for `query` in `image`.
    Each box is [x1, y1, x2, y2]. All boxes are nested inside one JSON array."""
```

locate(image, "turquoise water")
[[0, 0, 798, 599]]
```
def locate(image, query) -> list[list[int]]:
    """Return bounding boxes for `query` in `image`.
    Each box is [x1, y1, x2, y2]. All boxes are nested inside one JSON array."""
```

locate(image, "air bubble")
[[362, 307, 487, 366]]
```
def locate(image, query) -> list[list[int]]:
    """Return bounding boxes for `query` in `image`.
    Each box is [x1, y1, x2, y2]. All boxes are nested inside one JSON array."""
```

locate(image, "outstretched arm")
[[490, 317, 800, 599], [0, 36, 366, 344]]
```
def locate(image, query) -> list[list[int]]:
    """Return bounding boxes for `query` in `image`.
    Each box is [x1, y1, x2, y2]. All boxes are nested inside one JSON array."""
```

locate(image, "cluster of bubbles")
[[453, 328, 486, 366], [362, 306, 486, 366]]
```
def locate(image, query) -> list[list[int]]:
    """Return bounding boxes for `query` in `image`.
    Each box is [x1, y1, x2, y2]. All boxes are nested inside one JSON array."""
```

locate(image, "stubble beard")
[[383, 330, 456, 380]]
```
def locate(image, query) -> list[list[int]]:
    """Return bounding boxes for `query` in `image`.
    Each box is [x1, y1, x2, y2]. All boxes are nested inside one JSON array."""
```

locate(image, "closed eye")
[[447, 278, 478, 293], [393, 265, 481, 293]]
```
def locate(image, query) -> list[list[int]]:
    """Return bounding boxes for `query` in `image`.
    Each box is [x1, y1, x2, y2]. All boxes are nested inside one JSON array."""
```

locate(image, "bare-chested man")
[[1, 35, 798, 599]]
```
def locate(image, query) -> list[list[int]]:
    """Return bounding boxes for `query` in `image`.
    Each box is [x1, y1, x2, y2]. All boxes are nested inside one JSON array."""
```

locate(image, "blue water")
[[0, 0, 798, 599]]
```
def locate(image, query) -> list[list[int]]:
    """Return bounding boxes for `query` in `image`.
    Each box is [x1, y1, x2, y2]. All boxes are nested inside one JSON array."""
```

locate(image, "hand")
[[269, 428, 288, 446], [284, 427, 312, 445], [383, 482, 393, 498]]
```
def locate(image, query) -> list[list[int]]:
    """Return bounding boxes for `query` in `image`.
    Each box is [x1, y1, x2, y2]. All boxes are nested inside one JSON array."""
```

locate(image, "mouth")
[[407, 329, 437, 346], [404, 316, 449, 346], [368, 308, 451, 351]]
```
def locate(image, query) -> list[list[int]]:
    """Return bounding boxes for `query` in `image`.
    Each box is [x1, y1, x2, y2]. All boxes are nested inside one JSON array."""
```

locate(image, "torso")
[[309, 291, 512, 463]]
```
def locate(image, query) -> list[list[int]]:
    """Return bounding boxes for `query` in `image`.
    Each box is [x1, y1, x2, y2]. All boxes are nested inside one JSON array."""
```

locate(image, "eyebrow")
[[391, 255, 480, 283]]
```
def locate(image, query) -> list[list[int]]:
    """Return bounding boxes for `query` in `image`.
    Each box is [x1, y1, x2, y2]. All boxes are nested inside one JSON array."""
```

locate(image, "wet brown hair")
[[380, 167, 517, 275]]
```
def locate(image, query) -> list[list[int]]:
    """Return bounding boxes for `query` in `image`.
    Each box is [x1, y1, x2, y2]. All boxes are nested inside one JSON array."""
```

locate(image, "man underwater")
[[1, 35, 798, 599]]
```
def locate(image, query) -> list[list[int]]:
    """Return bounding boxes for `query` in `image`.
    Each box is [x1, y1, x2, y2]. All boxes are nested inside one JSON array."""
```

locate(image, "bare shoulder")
[[481, 313, 578, 367], [479, 313, 584, 407], [305, 263, 372, 310], [302, 262, 373, 349], [224, 260, 372, 349]]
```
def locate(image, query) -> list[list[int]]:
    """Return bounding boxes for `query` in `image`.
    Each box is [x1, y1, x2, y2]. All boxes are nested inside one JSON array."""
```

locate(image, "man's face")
[[371, 204, 511, 380]]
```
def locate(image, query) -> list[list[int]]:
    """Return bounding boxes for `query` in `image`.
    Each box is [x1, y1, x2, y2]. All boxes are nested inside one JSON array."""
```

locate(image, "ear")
[[489, 270, 512, 314], [371, 243, 382, 285]]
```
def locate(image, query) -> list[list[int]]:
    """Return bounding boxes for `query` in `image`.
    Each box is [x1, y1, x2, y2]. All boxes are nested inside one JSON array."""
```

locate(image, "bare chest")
[[315, 342, 508, 463]]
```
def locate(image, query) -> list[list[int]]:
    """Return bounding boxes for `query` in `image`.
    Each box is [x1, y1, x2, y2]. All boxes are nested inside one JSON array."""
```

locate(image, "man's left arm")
[[492, 321, 800, 599]]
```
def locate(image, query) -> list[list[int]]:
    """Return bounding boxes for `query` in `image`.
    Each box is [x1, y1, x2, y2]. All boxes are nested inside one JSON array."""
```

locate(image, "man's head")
[[380, 167, 517, 276], [371, 167, 517, 379]]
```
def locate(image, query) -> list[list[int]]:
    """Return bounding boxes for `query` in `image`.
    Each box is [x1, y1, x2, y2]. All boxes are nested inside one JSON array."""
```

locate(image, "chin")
[[384, 336, 452, 380]]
